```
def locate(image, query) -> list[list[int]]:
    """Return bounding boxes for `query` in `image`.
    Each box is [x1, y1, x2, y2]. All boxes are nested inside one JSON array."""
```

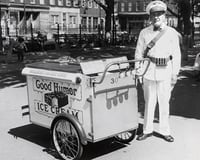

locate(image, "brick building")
[[0, 0, 178, 40], [0, 0, 50, 37], [80, 0, 105, 34], [115, 0, 178, 36], [0, 0, 105, 39]]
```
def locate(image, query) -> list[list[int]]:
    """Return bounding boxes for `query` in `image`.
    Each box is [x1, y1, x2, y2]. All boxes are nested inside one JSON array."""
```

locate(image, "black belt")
[[147, 55, 172, 66]]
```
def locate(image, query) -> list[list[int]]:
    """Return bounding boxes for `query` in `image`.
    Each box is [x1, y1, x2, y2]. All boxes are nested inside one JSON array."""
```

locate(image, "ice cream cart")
[[22, 56, 149, 160]]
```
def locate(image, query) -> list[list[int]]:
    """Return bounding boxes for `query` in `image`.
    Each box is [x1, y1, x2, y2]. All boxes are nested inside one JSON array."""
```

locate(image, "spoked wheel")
[[115, 129, 137, 144], [52, 118, 83, 160]]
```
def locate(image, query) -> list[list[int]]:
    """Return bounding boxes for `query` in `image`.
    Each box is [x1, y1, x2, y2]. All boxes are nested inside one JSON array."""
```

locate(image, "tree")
[[167, 0, 200, 35], [178, 0, 192, 35], [92, 0, 114, 34], [77, 0, 114, 33], [167, 0, 200, 48]]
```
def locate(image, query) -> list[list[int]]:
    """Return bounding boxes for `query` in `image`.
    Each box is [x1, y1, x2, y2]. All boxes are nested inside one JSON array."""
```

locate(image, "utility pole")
[[0, 1, 3, 53], [98, 4, 102, 46], [57, 23, 60, 44], [112, 0, 115, 45], [192, 0, 195, 45], [24, 1, 27, 35]]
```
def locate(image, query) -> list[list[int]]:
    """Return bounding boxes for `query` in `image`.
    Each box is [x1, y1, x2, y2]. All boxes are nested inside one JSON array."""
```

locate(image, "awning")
[[118, 12, 148, 16], [1, 3, 49, 12], [9, 7, 49, 12]]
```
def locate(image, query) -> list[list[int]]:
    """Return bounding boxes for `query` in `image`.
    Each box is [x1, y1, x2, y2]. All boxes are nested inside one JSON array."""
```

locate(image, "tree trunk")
[[179, 0, 192, 35], [105, 9, 112, 33]]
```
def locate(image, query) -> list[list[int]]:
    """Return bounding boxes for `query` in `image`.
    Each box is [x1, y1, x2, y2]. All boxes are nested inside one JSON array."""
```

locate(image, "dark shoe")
[[153, 117, 159, 123], [136, 133, 153, 141], [162, 135, 174, 142]]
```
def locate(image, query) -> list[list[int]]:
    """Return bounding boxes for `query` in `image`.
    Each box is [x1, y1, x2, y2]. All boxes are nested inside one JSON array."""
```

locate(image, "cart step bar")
[[21, 105, 30, 116]]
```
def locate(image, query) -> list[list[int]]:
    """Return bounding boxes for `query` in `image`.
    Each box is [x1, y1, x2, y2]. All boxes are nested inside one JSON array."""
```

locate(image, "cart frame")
[[22, 58, 150, 160]]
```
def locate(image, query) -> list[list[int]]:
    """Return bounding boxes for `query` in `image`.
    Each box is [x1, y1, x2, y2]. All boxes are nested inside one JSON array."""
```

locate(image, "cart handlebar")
[[93, 58, 150, 85]]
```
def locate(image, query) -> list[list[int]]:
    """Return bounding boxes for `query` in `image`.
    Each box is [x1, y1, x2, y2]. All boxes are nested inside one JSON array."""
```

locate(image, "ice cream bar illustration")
[[45, 92, 68, 108]]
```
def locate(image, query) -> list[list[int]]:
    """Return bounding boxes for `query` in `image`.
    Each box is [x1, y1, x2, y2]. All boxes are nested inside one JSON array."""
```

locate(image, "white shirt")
[[135, 24, 181, 81]]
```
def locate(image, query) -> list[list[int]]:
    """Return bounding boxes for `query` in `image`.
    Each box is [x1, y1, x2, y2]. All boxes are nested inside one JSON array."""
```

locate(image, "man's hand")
[[136, 67, 144, 76]]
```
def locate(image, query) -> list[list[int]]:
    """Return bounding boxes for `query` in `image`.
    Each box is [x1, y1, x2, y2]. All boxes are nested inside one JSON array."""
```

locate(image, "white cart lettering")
[[35, 101, 83, 123], [50, 105, 65, 114], [54, 82, 77, 96], [37, 102, 49, 112], [36, 101, 65, 114], [35, 80, 52, 91], [33, 78, 81, 99], [110, 77, 118, 84]]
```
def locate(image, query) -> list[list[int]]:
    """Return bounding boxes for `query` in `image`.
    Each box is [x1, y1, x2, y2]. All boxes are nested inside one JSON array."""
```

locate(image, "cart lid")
[[80, 56, 129, 75], [22, 56, 129, 79], [25, 61, 82, 73], [22, 60, 82, 83]]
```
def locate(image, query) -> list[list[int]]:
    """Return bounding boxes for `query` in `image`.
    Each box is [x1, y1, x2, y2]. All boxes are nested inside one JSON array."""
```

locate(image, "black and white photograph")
[[0, 0, 200, 160]]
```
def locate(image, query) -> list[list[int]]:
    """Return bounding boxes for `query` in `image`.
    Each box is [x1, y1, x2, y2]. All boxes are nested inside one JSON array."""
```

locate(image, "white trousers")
[[143, 78, 171, 135]]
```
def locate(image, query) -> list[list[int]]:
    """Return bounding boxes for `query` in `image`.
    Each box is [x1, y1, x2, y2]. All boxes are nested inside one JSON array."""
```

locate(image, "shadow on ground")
[[137, 69, 200, 120], [68, 47, 135, 60], [0, 51, 61, 89], [0, 47, 135, 90], [8, 124, 128, 160], [170, 70, 200, 120], [0, 70, 26, 89]]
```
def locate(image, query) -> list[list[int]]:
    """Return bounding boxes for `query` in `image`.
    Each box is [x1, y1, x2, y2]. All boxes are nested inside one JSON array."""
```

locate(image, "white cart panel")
[[92, 73, 138, 141]]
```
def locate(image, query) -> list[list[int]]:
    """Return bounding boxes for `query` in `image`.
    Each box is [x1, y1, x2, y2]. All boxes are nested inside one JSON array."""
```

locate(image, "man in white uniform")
[[135, 0, 181, 142]]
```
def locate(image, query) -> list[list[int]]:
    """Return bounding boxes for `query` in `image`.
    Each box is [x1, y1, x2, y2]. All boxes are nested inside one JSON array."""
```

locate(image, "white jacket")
[[135, 24, 181, 81]]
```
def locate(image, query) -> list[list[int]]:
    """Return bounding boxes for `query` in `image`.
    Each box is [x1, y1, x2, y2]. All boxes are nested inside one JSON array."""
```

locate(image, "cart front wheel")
[[52, 118, 83, 160], [115, 129, 137, 144]]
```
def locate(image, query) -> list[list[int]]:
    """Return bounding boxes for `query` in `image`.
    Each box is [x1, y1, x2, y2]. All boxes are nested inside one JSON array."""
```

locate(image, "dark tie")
[[153, 27, 161, 31]]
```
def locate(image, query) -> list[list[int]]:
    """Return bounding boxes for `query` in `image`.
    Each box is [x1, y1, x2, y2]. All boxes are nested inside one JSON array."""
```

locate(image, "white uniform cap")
[[146, 1, 167, 15]]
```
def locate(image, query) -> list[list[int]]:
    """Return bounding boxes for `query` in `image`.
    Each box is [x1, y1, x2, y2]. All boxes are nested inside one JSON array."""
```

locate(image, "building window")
[[40, 0, 45, 5], [136, 1, 139, 11], [63, 12, 66, 28], [93, 17, 98, 30], [128, 2, 132, 12], [73, 0, 79, 7], [58, 0, 64, 6], [114, 3, 118, 13], [136, 1, 145, 12], [20, 0, 24, 3], [82, 0, 87, 7], [69, 16, 77, 25], [51, 15, 59, 25], [69, 15, 77, 28], [144, 1, 148, 11], [121, 2, 125, 12], [50, 0, 55, 5], [81, 17, 87, 31], [94, 1, 98, 8], [88, 0, 92, 8], [30, 0, 36, 4], [88, 17, 91, 32], [66, 0, 71, 6]]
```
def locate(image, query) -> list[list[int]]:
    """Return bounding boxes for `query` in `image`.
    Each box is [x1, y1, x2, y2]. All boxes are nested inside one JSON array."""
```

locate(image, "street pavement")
[[0, 47, 200, 160]]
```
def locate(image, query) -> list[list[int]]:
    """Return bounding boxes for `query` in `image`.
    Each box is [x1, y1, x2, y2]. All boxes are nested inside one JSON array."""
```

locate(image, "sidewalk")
[[0, 46, 200, 160]]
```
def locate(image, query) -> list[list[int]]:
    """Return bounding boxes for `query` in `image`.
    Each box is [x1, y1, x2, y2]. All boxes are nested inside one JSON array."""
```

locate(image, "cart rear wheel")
[[52, 118, 83, 160], [115, 129, 137, 144]]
